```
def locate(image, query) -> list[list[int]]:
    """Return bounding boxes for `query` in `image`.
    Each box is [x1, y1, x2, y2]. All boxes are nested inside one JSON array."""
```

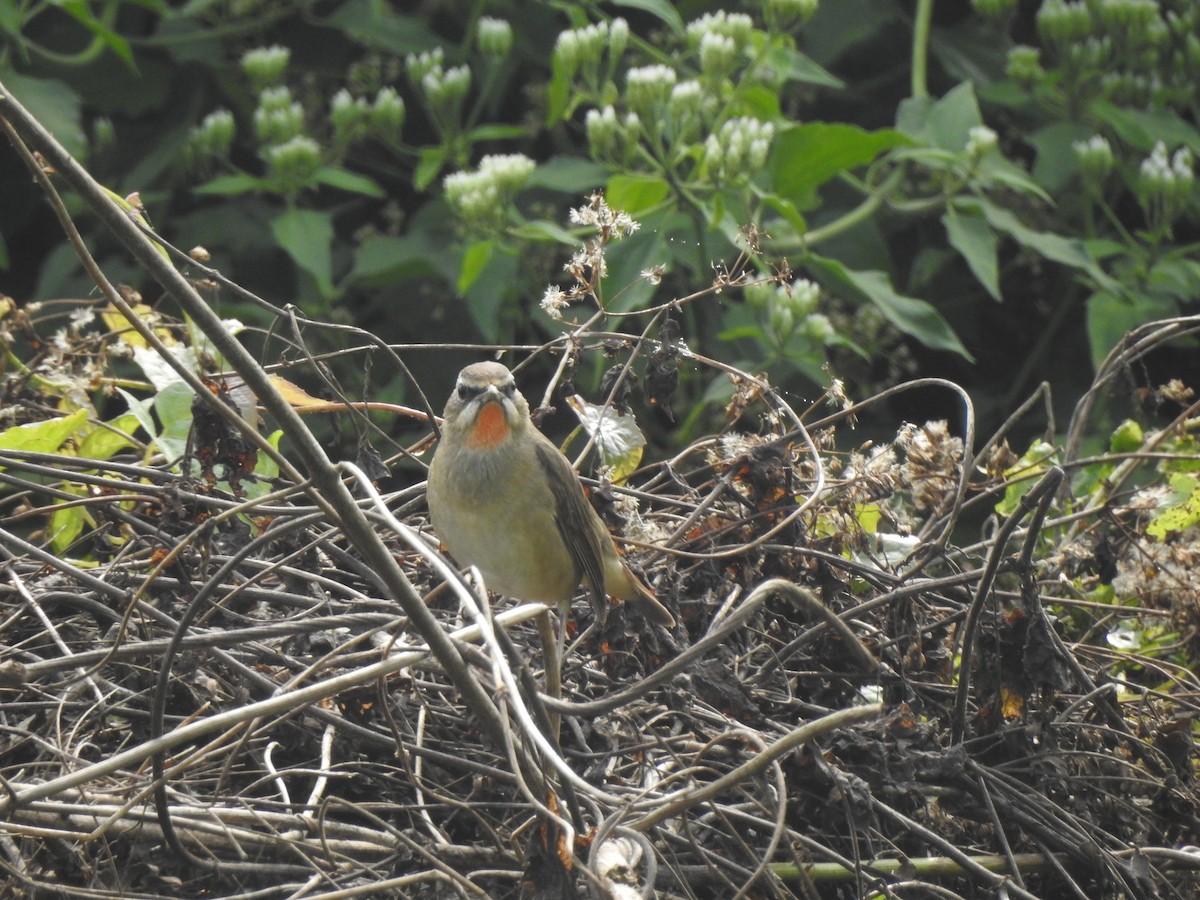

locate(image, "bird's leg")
[[536, 608, 561, 740]]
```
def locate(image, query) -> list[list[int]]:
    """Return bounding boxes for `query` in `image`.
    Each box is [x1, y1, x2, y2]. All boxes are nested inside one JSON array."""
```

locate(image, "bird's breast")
[[465, 402, 510, 449]]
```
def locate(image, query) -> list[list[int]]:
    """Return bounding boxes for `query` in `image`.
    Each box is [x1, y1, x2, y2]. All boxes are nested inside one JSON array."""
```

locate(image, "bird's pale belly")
[[438, 507, 579, 602]]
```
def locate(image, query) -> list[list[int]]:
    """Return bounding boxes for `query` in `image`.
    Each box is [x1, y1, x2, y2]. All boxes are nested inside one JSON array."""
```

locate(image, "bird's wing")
[[534, 440, 607, 619]]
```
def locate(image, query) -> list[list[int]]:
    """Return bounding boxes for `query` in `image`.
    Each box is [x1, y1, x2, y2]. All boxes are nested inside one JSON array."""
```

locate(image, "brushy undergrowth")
[[0, 93, 1198, 894]]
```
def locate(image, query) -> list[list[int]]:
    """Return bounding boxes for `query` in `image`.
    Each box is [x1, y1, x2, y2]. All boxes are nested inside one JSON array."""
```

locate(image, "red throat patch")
[[467, 401, 509, 448]]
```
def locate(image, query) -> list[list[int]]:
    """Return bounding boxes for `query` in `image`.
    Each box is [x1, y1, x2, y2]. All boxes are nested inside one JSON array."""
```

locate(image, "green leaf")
[[717, 324, 767, 341], [759, 191, 807, 234], [0, 410, 90, 458], [995, 440, 1058, 517], [117, 389, 159, 442], [1081, 238, 1128, 261], [599, 229, 668, 313], [528, 156, 609, 193], [974, 156, 1052, 203], [972, 198, 1118, 293], [414, 145, 448, 191], [466, 124, 529, 142], [1, 70, 87, 158], [771, 123, 910, 210], [1088, 102, 1200, 153], [153, 381, 197, 462], [462, 248, 519, 342], [855, 502, 882, 533], [605, 173, 671, 216], [77, 413, 141, 459], [929, 18, 1011, 88], [271, 208, 336, 299], [60, 0, 135, 67], [896, 81, 983, 151], [1027, 121, 1095, 193], [943, 203, 1000, 301], [1160, 435, 1200, 475], [458, 240, 494, 293], [0, 0, 24, 33], [804, 255, 972, 359], [1109, 419, 1144, 454], [763, 44, 844, 89], [50, 492, 89, 556], [131, 344, 196, 389], [737, 84, 781, 121], [255, 430, 284, 482], [1146, 473, 1200, 539], [1147, 257, 1200, 302], [322, 1, 438, 53], [312, 166, 385, 197], [1086, 290, 1178, 370], [610, 0, 683, 32], [509, 220, 580, 245], [347, 233, 454, 285], [193, 173, 270, 196]]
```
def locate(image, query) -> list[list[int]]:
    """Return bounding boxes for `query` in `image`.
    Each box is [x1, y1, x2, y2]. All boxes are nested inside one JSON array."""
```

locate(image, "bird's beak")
[[479, 385, 507, 410]]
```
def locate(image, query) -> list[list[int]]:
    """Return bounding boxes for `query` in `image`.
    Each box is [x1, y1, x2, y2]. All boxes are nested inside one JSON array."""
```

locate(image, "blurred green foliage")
[[1, 0, 1197, 447]]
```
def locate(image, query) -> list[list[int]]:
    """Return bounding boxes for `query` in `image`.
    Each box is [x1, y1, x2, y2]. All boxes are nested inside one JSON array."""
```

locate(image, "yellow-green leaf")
[[0, 410, 90, 459], [995, 439, 1058, 517], [566, 395, 645, 484], [76, 413, 141, 460], [1109, 418, 1144, 454], [49, 487, 90, 555], [855, 502, 882, 533], [1146, 473, 1200, 539]]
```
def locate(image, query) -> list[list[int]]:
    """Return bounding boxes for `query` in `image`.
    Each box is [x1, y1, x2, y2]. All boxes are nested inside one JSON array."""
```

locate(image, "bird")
[[426, 361, 675, 627]]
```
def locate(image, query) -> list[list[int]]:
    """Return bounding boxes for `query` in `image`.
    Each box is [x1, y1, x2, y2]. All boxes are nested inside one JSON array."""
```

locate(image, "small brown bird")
[[426, 361, 674, 627]]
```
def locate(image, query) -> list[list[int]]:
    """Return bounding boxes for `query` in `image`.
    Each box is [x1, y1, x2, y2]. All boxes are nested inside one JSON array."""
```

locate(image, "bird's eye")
[[456, 384, 479, 400]]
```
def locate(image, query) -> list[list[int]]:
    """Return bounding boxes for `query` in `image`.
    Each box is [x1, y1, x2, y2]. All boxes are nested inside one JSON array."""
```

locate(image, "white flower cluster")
[[241, 45, 290, 88], [687, 11, 753, 77], [254, 87, 305, 147], [554, 18, 628, 79], [476, 17, 513, 59], [965, 125, 998, 160], [407, 47, 470, 128], [265, 136, 322, 187], [1071, 134, 1114, 188], [765, 0, 820, 30], [1139, 141, 1194, 188], [568, 197, 639, 237], [187, 109, 235, 165], [625, 65, 676, 118], [585, 106, 642, 165], [686, 11, 754, 48], [704, 117, 775, 181], [1137, 141, 1195, 228], [443, 154, 536, 227], [329, 88, 406, 145]]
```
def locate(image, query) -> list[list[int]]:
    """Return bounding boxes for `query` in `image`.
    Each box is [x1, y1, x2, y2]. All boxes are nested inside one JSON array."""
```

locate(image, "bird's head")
[[443, 361, 530, 450]]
